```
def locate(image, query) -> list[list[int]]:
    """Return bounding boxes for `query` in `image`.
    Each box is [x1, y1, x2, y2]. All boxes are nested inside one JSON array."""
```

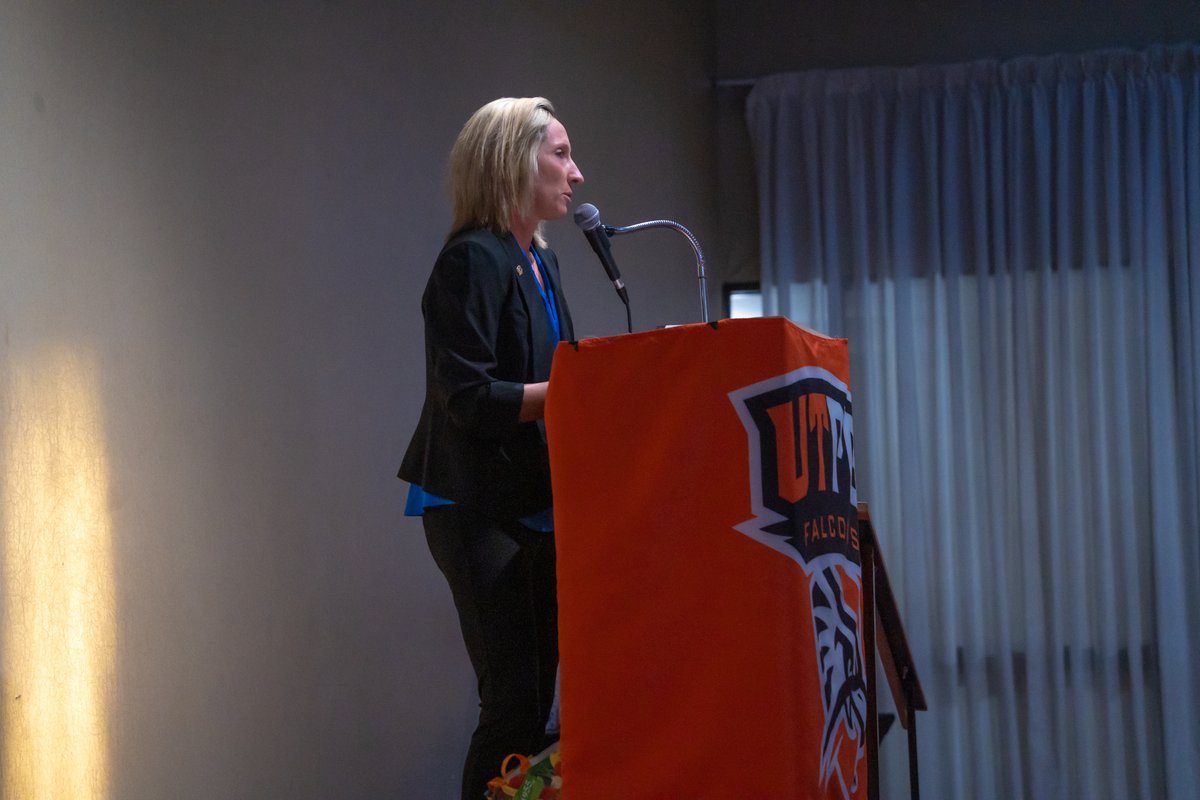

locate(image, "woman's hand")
[[518, 381, 549, 422]]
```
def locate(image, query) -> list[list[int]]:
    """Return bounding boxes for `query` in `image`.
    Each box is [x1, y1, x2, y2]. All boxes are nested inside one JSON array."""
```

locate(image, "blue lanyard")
[[529, 248, 561, 341]]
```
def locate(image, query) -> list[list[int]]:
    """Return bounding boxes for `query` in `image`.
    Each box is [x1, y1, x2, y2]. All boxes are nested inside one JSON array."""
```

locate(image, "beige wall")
[[0, 2, 713, 797]]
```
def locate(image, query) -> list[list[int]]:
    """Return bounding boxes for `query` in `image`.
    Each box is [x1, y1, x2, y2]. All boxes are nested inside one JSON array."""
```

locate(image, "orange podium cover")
[[546, 317, 866, 799]]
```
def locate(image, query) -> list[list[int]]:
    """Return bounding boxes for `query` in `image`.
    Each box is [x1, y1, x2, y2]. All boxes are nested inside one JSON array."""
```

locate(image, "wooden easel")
[[860, 502, 928, 800]]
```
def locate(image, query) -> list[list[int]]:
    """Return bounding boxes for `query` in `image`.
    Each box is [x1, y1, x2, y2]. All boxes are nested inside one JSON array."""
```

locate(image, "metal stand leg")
[[907, 690, 920, 800]]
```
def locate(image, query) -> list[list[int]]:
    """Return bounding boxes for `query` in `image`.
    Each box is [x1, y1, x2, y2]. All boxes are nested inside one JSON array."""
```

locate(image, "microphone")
[[573, 203, 629, 305]]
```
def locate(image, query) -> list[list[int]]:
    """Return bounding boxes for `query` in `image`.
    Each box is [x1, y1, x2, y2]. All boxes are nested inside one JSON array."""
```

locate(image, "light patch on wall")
[[2, 346, 115, 799]]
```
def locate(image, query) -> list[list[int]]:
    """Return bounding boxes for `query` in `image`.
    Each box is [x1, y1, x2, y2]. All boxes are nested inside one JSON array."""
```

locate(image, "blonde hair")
[[448, 97, 557, 247]]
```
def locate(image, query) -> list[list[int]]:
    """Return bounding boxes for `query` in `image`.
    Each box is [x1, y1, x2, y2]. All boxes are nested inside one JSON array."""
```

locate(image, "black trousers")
[[423, 505, 559, 800]]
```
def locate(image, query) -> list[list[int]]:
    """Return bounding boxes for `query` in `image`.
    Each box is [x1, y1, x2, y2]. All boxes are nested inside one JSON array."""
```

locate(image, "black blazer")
[[398, 228, 575, 520]]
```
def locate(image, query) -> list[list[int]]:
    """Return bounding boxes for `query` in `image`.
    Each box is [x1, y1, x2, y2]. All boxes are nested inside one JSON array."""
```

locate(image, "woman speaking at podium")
[[398, 97, 584, 800]]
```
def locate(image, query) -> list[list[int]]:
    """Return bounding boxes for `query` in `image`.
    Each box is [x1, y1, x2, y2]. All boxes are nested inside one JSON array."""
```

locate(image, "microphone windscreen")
[[573, 203, 602, 231]]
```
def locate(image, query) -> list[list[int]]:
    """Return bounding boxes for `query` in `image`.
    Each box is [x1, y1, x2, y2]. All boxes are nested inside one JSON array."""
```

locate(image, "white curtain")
[[747, 44, 1200, 800]]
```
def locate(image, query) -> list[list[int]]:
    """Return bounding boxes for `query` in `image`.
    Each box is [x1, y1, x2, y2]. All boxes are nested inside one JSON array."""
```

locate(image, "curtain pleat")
[[747, 44, 1200, 800]]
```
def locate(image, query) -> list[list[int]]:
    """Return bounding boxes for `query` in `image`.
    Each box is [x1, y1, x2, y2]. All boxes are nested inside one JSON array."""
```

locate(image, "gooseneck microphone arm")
[[605, 219, 709, 324]]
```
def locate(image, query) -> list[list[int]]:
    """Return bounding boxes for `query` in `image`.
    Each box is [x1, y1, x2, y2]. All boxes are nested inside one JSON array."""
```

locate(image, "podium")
[[546, 317, 868, 798]]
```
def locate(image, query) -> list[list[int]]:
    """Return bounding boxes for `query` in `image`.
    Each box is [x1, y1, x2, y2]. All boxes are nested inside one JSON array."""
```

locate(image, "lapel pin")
[[515, 264, 524, 277]]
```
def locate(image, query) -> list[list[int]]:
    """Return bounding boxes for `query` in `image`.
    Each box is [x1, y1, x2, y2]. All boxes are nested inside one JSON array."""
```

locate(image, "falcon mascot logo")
[[730, 366, 867, 799]]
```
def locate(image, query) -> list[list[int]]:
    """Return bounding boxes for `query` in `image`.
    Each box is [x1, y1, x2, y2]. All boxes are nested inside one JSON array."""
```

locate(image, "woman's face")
[[530, 118, 584, 222]]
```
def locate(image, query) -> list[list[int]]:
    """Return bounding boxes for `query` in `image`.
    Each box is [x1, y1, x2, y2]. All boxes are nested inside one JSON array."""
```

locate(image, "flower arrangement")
[[486, 743, 562, 799]]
